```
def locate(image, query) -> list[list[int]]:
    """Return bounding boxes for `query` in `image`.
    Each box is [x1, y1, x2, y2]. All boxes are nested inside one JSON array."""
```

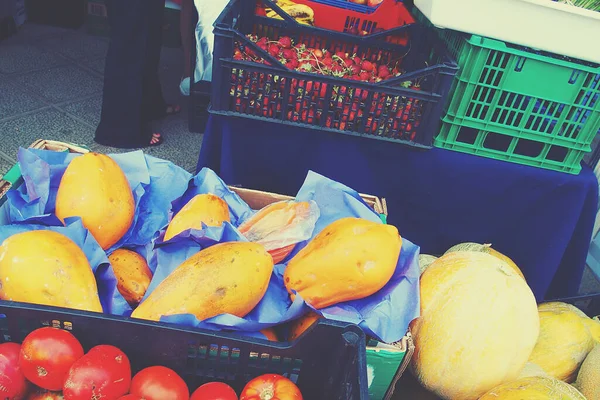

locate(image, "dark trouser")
[[95, 0, 166, 148]]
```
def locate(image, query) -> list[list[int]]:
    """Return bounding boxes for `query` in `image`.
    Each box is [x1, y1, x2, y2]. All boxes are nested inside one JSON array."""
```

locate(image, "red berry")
[[361, 60, 374, 72], [313, 49, 323, 58], [335, 51, 347, 59], [286, 59, 299, 69], [378, 65, 390, 79], [278, 36, 292, 49], [268, 44, 281, 57], [353, 56, 362, 65], [322, 57, 333, 67], [359, 71, 371, 81], [349, 64, 361, 75], [282, 49, 297, 60], [257, 37, 268, 47]]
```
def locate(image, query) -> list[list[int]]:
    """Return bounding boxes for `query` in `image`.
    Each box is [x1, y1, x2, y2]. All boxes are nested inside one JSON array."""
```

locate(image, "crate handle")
[[514, 57, 526, 72], [569, 70, 581, 84]]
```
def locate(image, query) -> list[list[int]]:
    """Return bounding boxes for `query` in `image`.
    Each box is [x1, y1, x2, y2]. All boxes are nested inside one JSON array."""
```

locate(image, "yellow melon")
[[444, 242, 525, 279], [528, 302, 595, 383], [575, 344, 600, 399], [479, 376, 586, 399], [410, 251, 539, 400], [418, 254, 438, 275]]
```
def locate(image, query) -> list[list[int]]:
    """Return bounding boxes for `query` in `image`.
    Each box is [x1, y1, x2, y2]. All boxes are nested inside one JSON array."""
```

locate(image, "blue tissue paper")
[[4, 148, 192, 253], [147, 169, 420, 343]]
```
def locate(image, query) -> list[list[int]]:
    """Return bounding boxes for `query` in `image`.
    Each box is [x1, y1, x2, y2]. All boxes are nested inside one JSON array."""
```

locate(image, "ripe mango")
[[108, 249, 152, 307], [164, 194, 230, 241], [55, 153, 135, 250], [284, 217, 401, 309], [0, 230, 103, 312], [131, 242, 273, 321]]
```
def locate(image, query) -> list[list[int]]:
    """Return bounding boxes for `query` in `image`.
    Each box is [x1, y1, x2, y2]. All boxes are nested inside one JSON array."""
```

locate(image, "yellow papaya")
[[55, 153, 134, 250], [131, 242, 273, 322], [284, 217, 401, 309], [164, 194, 230, 241], [0, 230, 103, 313], [288, 312, 322, 341], [108, 249, 153, 307]]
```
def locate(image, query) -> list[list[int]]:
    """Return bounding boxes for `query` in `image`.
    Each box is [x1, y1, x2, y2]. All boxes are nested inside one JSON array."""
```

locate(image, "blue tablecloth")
[[197, 114, 599, 301]]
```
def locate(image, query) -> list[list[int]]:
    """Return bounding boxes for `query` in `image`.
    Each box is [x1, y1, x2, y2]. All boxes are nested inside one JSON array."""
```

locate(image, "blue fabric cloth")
[[198, 114, 599, 301]]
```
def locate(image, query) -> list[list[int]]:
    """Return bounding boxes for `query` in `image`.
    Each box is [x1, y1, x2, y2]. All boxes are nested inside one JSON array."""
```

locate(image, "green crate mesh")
[[432, 29, 600, 174]]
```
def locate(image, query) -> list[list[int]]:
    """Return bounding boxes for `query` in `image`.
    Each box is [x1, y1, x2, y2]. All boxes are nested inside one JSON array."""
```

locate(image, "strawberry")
[[335, 51, 347, 59], [359, 71, 371, 81], [285, 59, 299, 69], [245, 47, 256, 58], [361, 60, 374, 72], [233, 53, 243, 60], [278, 36, 292, 49], [377, 65, 390, 79], [351, 75, 361, 81], [313, 49, 323, 58], [257, 37, 268, 47], [331, 64, 344, 74], [268, 44, 281, 57], [282, 49, 297, 60], [349, 64, 361, 75], [353, 56, 362, 65], [322, 57, 333, 67]]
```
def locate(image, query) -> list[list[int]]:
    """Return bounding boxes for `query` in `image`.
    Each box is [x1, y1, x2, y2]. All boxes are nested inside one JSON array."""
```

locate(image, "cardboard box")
[[0, 139, 414, 399], [86, 0, 182, 48]]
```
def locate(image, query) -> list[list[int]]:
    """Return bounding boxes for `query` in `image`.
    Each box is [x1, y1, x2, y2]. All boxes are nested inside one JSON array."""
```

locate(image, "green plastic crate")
[[432, 30, 600, 174]]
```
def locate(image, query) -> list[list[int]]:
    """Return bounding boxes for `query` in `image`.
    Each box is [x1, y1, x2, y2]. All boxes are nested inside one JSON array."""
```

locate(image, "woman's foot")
[[149, 133, 163, 146]]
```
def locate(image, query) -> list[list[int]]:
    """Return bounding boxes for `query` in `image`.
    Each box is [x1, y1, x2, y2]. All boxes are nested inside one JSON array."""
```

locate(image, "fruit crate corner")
[[0, 301, 369, 399], [209, 0, 458, 148]]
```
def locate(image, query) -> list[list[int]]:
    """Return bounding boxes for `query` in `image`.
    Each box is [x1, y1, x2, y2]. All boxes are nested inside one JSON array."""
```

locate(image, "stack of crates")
[[415, 9, 600, 174]]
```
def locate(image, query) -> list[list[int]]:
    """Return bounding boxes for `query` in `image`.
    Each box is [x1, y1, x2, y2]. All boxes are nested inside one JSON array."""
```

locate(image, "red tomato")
[[191, 382, 237, 400], [63, 345, 131, 400], [240, 375, 302, 400], [0, 342, 28, 399], [27, 391, 64, 400], [19, 328, 84, 391], [130, 366, 189, 400]]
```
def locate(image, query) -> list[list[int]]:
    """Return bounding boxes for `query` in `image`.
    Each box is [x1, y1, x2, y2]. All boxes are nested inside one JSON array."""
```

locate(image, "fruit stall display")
[[0, 139, 425, 399], [209, 0, 457, 147]]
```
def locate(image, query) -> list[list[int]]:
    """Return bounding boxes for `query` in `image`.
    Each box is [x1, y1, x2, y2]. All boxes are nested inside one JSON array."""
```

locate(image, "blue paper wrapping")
[[0, 148, 192, 316], [0, 219, 120, 314], [150, 169, 420, 343]]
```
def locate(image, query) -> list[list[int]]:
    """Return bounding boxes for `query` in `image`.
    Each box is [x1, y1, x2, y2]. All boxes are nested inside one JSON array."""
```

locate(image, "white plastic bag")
[[194, 0, 229, 82]]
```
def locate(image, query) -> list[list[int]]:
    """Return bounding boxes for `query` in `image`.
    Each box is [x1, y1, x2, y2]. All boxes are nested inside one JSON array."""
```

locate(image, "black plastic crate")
[[208, 0, 457, 148], [0, 301, 369, 399], [549, 294, 600, 317]]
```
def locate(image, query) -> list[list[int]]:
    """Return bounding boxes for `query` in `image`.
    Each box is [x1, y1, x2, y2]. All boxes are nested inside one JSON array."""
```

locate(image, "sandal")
[[148, 133, 163, 147]]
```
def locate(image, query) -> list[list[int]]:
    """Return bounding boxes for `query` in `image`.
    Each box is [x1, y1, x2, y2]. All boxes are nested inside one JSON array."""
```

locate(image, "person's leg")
[[95, 0, 159, 148], [179, 0, 195, 95], [141, 0, 174, 120], [180, 0, 194, 80]]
